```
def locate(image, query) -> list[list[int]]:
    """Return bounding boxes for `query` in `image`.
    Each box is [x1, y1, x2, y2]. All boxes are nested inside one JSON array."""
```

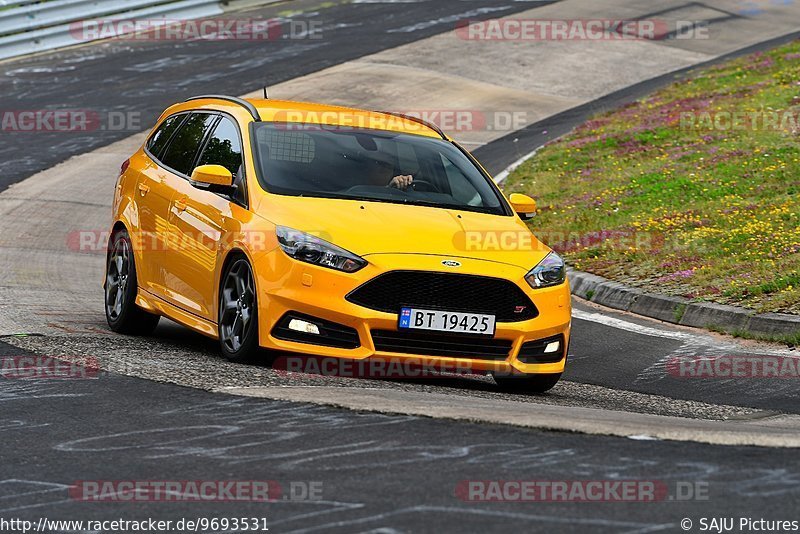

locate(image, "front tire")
[[105, 229, 160, 335], [494, 373, 562, 393], [218, 256, 259, 363]]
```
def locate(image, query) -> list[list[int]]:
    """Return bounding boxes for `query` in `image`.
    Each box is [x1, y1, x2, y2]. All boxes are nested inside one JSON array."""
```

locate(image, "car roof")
[[170, 96, 445, 140]]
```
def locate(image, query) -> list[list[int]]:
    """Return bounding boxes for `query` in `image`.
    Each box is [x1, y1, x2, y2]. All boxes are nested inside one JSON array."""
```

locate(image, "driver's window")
[[197, 117, 245, 204], [197, 117, 243, 177]]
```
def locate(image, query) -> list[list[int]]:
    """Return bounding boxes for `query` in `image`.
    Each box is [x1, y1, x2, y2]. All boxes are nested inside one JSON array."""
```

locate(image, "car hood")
[[257, 195, 551, 271]]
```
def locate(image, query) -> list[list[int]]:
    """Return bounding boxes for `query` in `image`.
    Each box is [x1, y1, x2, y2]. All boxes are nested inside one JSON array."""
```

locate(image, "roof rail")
[[377, 111, 447, 139], [185, 94, 261, 121]]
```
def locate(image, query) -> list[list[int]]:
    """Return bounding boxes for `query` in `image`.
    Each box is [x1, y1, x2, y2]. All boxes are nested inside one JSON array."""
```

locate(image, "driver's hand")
[[388, 175, 413, 190]]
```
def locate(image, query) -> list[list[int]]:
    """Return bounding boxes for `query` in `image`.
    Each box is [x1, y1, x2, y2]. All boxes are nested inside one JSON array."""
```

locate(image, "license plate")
[[398, 307, 496, 335]]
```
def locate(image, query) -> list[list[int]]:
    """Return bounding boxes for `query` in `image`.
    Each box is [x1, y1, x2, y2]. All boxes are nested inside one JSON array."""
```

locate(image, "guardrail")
[[0, 0, 44, 10], [0, 0, 224, 60]]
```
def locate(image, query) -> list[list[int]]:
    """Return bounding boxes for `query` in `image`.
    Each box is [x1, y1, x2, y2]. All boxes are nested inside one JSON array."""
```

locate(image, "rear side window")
[[197, 117, 243, 177], [146, 114, 186, 159], [160, 113, 217, 176]]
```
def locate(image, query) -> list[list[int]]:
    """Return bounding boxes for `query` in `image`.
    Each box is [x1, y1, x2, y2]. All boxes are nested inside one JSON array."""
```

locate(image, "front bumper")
[[255, 252, 571, 375]]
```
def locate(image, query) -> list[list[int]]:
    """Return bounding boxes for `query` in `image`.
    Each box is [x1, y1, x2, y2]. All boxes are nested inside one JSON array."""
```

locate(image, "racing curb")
[[568, 269, 800, 340]]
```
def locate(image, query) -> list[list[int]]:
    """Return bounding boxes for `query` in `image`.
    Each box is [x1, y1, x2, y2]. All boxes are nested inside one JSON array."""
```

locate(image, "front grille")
[[371, 329, 513, 360], [347, 271, 537, 322], [518, 334, 565, 364], [272, 312, 360, 349]]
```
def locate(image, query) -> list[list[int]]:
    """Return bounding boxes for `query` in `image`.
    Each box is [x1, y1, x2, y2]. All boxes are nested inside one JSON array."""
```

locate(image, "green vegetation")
[[706, 325, 800, 347], [505, 40, 800, 314], [673, 303, 687, 323]]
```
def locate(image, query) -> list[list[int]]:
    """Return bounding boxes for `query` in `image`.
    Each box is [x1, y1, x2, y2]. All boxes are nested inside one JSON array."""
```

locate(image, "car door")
[[146, 111, 219, 315], [166, 114, 247, 321], [135, 112, 188, 297]]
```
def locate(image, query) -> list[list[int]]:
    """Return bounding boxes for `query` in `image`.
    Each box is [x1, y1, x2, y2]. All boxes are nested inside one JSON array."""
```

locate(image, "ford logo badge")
[[441, 260, 461, 267]]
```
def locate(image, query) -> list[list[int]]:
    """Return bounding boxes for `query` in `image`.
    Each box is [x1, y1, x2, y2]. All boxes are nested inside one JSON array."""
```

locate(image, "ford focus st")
[[105, 95, 571, 392]]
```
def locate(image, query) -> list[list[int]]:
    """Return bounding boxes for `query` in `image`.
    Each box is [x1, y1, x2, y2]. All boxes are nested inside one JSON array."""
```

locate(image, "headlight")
[[525, 252, 566, 288], [276, 226, 366, 273]]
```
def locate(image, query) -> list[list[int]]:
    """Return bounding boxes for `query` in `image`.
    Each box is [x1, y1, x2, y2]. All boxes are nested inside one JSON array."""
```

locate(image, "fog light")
[[543, 340, 560, 353], [288, 319, 320, 335]]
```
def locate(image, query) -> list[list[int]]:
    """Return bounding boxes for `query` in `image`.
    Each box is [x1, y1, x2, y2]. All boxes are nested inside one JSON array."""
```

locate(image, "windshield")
[[251, 123, 509, 215]]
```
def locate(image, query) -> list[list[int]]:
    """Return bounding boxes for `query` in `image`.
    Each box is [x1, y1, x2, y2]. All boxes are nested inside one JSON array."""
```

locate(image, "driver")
[[365, 154, 414, 191]]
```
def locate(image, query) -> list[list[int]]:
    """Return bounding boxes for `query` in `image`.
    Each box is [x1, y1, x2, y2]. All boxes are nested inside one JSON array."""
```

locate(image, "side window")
[[197, 117, 243, 177], [160, 113, 217, 176], [147, 114, 186, 159]]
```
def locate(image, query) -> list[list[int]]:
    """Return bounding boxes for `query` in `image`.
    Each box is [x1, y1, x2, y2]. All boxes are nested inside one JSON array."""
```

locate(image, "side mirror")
[[190, 164, 234, 188], [508, 193, 537, 220]]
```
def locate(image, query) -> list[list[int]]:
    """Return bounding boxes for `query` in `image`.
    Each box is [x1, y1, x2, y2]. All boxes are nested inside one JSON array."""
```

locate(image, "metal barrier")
[[0, 0, 224, 60], [0, 0, 43, 9]]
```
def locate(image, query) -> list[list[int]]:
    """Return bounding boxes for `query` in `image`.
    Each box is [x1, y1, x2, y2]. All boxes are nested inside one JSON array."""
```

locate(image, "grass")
[[505, 40, 800, 315], [706, 325, 800, 348], [673, 303, 687, 323]]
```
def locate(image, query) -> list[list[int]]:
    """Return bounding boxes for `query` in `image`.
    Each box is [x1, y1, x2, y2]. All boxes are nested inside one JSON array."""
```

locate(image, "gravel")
[[4, 329, 763, 422]]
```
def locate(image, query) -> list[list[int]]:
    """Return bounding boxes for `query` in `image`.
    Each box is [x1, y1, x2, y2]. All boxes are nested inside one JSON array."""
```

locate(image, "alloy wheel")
[[105, 238, 131, 320], [220, 259, 255, 353]]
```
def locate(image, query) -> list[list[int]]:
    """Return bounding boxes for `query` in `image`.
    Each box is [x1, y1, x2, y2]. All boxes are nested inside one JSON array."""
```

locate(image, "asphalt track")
[[3, 341, 800, 533], [2, 0, 800, 531], [0, 0, 554, 192]]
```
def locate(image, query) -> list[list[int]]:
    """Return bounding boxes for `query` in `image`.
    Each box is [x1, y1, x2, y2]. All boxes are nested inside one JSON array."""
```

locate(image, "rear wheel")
[[218, 256, 259, 363], [105, 229, 160, 335], [494, 373, 562, 393]]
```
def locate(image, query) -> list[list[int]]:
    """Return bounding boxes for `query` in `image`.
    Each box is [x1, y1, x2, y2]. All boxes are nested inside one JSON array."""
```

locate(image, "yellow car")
[[105, 95, 571, 392]]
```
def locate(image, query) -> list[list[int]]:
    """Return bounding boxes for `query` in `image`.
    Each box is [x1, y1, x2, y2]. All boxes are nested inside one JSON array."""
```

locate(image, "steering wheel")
[[409, 179, 439, 192]]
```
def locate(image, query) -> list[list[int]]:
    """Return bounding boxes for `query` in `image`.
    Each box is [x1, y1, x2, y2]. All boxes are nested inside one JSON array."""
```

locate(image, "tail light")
[[120, 158, 130, 175]]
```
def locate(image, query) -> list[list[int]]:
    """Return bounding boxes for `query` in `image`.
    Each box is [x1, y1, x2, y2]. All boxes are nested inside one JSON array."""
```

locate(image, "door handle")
[[174, 197, 188, 212], [137, 183, 150, 196]]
